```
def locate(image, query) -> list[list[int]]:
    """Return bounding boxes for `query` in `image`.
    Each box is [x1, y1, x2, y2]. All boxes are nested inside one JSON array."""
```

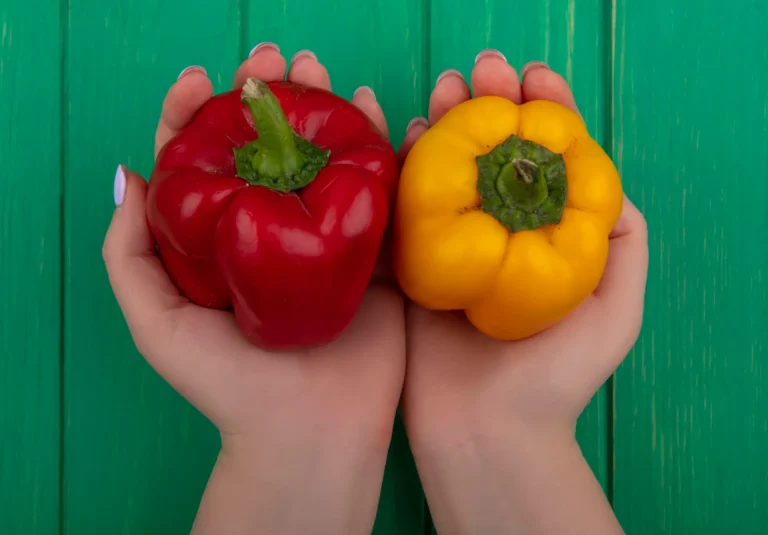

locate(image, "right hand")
[[398, 51, 648, 535]]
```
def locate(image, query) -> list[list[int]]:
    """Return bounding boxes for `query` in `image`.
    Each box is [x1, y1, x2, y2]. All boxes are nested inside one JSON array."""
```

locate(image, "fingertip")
[[177, 65, 207, 81], [429, 69, 471, 124], [156, 70, 214, 156], [287, 50, 332, 91], [233, 45, 287, 89], [397, 117, 429, 164], [610, 195, 648, 239], [406, 117, 429, 132], [105, 166, 151, 256], [351, 86, 389, 138], [521, 64, 580, 116], [114, 164, 127, 207], [353, 85, 376, 100], [520, 61, 549, 79], [249, 42, 280, 58], [471, 50, 522, 103]]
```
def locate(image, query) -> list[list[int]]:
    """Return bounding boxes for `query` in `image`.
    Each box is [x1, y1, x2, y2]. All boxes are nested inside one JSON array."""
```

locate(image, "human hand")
[[102, 45, 404, 535], [398, 51, 648, 535]]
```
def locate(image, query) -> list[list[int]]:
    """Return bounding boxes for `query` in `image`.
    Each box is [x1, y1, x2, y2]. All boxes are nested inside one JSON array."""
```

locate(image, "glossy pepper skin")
[[394, 97, 623, 341], [147, 79, 398, 350]]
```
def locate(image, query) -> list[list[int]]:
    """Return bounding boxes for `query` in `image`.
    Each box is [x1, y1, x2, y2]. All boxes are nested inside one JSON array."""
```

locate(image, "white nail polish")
[[114, 165, 126, 206], [177, 65, 206, 80], [475, 49, 507, 64], [249, 42, 280, 57], [353, 86, 376, 100], [406, 117, 429, 132], [521, 61, 550, 78], [435, 69, 464, 86], [291, 49, 318, 64]]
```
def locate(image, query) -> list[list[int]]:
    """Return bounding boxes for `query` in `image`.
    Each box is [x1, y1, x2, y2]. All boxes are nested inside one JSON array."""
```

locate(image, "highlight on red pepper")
[[147, 78, 398, 350]]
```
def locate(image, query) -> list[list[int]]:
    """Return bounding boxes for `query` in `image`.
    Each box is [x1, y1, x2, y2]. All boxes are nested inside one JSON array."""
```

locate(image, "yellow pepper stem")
[[476, 134, 567, 232], [496, 159, 549, 209]]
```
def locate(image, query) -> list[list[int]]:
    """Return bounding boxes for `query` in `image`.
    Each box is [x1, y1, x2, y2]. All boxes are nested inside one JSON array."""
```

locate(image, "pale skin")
[[103, 44, 648, 535]]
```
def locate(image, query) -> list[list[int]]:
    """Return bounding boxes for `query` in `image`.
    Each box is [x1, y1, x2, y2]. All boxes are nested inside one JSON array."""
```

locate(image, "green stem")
[[475, 135, 567, 232], [234, 78, 330, 192]]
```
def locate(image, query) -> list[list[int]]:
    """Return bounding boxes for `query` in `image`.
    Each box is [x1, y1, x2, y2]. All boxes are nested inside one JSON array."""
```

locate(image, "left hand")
[[102, 45, 404, 534]]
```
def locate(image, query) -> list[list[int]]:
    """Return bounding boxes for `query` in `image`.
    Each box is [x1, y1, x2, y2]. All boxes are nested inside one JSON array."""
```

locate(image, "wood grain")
[[62, 0, 426, 533], [2, 1, 767, 534], [63, 2, 240, 533], [0, 2, 61, 534], [429, 0, 612, 498], [611, 1, 768, 533]]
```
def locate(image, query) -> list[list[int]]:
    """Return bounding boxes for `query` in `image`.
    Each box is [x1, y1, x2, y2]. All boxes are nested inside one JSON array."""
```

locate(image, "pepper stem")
[[234, 78, 330, 192], [475, 135, 567, 232]]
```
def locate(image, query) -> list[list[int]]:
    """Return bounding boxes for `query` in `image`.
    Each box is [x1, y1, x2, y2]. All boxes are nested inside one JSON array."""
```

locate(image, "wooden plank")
[[64, 1, 426, 533], [243, 3, 427, 532], [0, 2, 62, 534], [429, 0, 612, 494], [245, 0, 425, 147], [612, 1, 768, 533], [63, 2, 240, 533]]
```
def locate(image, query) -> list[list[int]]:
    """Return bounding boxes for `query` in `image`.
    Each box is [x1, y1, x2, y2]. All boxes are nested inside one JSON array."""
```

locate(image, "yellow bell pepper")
[[393, 97, 623, 340]]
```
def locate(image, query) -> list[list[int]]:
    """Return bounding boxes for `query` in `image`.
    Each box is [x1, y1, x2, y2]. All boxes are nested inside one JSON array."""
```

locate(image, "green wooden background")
[[1, 0, 766, 533]]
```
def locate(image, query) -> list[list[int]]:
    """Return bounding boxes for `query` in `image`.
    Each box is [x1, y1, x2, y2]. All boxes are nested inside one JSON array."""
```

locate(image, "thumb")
[[594, 195, 649, 351], [102, 165, 184, 352]]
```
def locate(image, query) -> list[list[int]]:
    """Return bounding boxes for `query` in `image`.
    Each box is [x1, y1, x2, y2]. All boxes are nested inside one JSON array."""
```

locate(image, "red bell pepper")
[[146, 78, 398, 350]]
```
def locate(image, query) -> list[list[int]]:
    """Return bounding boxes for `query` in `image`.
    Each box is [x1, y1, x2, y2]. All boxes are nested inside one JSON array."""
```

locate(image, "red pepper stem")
[[234, 78, 330, 193], [241, 79, 304, 177]]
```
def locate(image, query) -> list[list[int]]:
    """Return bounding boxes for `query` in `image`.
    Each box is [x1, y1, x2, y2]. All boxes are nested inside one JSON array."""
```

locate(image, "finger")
[[396, 117, 429, 165], [429, 69, 471, 124], [232, 42, 287, 90], [155, 66, 213, 158], [594, 195, 649, 341], [286, 49, 332, 91], [103, 165, 186, 340], [104, 166, 251, 406], [538, 200, 647, 405], [351, 86, 388, 139], [520, 62, 580, 116], [471, 49, 522, 103]]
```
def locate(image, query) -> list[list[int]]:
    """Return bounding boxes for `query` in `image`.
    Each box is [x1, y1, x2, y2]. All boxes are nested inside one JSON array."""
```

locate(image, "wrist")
[[191, 426, 392, 535], [408, 422, 620, 535]]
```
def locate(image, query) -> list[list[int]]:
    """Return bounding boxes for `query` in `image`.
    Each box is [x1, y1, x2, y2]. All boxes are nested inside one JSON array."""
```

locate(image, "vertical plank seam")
[[420, 0, 431, 116], [239, 0, 248, 59], [421, 0, 432, 531], [58, 0, 69, 533], [604, 0, 617, 510]]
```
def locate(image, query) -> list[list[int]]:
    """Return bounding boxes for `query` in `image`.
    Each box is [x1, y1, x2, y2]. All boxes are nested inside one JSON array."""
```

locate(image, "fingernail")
[[177, 65, 206, 80], [353, 86, 376, 100], [435, 69, 464, 86], [114, 165, 126, 206], [521, 61, 550, 78], [406, 117, 429, 132], [475, 49, 507, 64], [291, 49, 318, 65], [249, 42, 280, 57]]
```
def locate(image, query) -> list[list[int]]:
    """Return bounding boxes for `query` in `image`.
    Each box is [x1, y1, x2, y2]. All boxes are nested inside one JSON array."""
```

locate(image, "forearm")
[[411, 428, 623, 535], [191, 432, 389, 535]]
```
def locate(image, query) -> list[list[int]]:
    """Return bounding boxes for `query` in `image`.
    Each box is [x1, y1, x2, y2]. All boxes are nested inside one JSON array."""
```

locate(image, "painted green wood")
[[0, 2, 62, 534], [3, 1, 768, 534], [611, 1, 768, 533], [429, 0, 612, 500], [62, 1, 425, 534], [63, 3, 239, 533]]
